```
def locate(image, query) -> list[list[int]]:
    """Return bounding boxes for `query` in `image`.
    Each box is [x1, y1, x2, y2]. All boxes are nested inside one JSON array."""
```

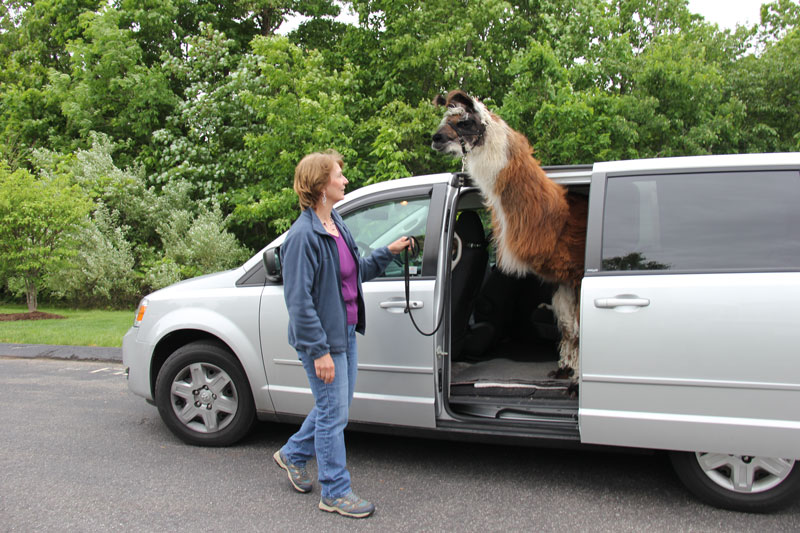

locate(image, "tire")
[[154, 340, 255, 446], [669, 451, 800, 513]]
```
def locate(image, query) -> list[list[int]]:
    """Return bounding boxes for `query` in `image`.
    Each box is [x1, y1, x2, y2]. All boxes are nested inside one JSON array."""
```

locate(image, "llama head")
[[431, 90, 488, 157]]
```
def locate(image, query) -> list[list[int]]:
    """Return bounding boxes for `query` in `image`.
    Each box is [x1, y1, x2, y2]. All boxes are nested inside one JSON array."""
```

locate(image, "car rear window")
[[602, 170, 800, 271]]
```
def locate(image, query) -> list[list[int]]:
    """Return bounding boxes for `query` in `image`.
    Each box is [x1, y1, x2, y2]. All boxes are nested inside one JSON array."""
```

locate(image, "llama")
[[431, 90, 587, 380]]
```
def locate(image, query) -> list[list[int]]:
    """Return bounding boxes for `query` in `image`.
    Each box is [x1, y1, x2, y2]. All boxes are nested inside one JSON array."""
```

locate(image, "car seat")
[[450, 211, 493, 360]]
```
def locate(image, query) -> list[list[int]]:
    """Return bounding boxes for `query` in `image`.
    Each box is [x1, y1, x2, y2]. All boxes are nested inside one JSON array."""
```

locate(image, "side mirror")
[[263, 246, 282, 283]]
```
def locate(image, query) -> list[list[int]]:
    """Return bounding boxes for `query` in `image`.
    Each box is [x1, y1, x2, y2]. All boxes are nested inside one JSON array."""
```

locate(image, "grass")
[[0, 305, 135, 347]]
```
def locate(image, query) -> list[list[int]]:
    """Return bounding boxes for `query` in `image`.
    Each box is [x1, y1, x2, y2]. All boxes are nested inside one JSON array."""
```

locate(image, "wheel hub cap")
[[169, 362, 238, 434], [696, 452, 795, 494]]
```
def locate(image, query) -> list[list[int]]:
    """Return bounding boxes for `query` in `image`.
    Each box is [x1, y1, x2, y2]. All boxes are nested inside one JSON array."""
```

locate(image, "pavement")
[[0, 343, 122, 363]]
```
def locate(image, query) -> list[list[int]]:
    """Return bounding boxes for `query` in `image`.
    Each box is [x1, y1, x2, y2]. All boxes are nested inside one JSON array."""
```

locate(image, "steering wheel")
[[355, 240, 373, 256], [451, 233, 462, 271]]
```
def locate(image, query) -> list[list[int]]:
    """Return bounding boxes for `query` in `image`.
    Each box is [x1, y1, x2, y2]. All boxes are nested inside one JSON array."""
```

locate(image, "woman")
[[273, 150, 410, 518]]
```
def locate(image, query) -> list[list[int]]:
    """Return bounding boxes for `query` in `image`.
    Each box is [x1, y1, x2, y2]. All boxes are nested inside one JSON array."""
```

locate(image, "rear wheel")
[[155, 341, 255, 446], [669, 451, 800, 512]]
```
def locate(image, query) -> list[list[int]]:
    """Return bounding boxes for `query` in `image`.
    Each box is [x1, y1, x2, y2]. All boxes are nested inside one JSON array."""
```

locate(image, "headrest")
[[455, 211, 487, 247]]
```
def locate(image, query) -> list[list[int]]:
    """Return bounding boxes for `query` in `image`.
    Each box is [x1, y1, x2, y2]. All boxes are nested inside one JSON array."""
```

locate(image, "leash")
[[401, 171, 467, 336], [403, 236, 445, 337]]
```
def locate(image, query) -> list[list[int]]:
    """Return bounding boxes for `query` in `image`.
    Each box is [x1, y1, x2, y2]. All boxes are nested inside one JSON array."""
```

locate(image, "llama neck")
[[464, 116, 510, 193]]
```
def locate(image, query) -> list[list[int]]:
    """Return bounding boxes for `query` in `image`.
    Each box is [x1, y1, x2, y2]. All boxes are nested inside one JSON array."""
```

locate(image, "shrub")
[[46, 204, 139, 308]]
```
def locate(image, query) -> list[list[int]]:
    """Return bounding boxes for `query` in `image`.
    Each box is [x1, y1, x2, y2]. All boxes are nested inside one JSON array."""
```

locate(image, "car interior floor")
[[448, 264, 575, 402]]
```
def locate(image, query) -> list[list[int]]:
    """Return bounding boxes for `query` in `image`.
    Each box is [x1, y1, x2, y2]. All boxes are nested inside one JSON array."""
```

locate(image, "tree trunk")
[[25, 278, 38, 313]]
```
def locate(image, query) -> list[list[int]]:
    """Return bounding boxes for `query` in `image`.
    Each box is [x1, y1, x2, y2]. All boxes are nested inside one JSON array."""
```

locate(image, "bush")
[[151, 203, 250, 288], [142, 258, 182, 293], [46, 204, 139, 308], [30, 135, 253, 303]]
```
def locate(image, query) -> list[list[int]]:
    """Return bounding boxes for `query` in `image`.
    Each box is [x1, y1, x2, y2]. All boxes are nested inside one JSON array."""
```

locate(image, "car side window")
[[342, 196, 430, 278], [602, 171, 800, 271]]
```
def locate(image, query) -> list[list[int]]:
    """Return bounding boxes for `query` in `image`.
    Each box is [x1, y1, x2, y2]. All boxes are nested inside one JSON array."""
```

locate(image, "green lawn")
[[0, 305, 135, 347]]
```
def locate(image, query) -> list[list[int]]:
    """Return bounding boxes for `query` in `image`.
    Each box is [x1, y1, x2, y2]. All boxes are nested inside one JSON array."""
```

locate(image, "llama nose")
[[432, 133, 444, 144]]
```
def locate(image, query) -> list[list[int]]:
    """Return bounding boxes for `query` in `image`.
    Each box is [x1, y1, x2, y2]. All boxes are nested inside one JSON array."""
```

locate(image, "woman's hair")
[[293, 150, 344, 210]]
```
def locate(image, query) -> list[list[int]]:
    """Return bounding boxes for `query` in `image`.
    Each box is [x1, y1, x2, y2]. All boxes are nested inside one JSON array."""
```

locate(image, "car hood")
[[148, 268, 242, 300]]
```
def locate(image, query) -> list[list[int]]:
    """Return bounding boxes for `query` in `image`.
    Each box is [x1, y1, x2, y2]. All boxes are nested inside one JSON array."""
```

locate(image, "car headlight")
[[134, 298, 148, 327]]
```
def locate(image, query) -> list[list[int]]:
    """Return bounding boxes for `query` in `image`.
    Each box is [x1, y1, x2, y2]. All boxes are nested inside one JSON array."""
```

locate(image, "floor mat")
[[451, 358, 566, 389]]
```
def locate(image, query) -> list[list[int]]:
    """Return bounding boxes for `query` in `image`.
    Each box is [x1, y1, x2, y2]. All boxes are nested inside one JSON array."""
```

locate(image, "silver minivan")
[[123, 153, 800, 512]]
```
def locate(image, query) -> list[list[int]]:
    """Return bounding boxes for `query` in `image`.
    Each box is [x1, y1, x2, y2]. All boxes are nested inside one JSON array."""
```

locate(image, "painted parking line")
[[86, 366, 125, 376]]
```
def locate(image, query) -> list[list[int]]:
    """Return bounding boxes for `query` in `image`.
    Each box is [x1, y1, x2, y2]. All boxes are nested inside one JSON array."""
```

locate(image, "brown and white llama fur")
[[431, 90, 587, 380]]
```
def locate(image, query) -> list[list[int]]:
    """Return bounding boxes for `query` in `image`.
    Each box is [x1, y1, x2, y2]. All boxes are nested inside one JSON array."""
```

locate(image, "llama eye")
[[457, 119, 472, 127]]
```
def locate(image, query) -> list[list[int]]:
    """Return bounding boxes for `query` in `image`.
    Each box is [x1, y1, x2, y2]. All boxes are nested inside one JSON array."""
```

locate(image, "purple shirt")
[[333, 231, 359, 325]]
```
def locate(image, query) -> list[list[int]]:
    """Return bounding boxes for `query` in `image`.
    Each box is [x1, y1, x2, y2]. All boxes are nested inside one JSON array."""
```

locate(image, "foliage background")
[[1, 0, 798, 309]]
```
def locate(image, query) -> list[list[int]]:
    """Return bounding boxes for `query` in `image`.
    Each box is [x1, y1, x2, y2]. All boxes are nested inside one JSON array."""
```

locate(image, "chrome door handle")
[[380, 300, 423, 310], [594, 297, 650, 309]]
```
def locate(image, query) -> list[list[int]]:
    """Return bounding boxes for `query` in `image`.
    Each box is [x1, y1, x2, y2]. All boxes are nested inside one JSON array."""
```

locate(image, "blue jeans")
[[281, 324, 358, 499]]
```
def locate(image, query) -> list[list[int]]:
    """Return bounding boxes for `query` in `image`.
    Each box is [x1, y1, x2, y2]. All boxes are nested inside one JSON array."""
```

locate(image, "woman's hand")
[[387, 236, 412, 255], [315, 353, 335, 384]]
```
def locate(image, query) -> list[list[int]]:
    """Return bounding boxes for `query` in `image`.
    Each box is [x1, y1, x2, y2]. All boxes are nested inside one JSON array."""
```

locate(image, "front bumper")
[[122, 327, 155, 401]]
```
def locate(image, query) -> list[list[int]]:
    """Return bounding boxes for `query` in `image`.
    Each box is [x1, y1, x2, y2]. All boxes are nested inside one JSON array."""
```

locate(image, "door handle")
[[594, 297, 650, 309], [380, 300, 423, 310]]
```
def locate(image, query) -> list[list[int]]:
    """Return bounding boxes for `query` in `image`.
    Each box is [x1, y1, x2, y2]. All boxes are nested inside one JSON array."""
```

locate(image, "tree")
[[151, 23, 265, 195], [48, 8, 177, 167], [758, 0, 800, 43], [0, 0, 103, 165], [732, 14, 800, 152], [34, 134, 250, 303], [227, 35, 362, 248], [46, 203, 139, 307], [0, 163, 91, 311], [155, 202, 250, 284]]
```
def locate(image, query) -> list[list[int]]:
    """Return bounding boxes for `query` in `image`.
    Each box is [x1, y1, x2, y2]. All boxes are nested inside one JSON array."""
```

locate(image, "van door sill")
[[439, 408, 579, 440], [446, 396, 578, 435]]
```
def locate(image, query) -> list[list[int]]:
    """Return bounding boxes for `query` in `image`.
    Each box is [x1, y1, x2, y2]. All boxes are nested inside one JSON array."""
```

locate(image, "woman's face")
[[323, 164, 348, 205]]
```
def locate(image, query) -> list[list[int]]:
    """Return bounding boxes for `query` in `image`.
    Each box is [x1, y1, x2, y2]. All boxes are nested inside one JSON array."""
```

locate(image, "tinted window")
[[602, 171, 800, 271], [343, 196, 430, 278]]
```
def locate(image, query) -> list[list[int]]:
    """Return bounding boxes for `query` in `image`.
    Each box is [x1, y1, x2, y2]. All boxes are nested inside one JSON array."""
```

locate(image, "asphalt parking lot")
[[2, 356, 800, 532]]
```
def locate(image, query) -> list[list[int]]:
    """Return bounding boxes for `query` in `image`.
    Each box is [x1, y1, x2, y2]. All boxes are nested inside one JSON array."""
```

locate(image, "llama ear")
[[433, 94, 447, 107], [445, 90, 476, 113]]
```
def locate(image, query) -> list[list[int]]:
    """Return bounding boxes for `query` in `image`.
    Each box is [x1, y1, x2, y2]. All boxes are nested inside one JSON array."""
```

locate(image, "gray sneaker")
[[318, 491, 375, 518], [273, 449, 312, 493]]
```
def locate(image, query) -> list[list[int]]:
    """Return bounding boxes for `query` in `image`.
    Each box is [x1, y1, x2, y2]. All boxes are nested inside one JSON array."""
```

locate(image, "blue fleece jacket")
[[281, 207, 394, 359]]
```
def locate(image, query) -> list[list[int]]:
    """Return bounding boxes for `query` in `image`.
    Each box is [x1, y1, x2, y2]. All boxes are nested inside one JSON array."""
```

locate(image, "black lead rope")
[[403, 236, 445, 337], [401, 176, 466, 337]]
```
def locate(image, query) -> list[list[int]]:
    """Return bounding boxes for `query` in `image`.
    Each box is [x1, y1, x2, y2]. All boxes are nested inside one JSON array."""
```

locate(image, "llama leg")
[[550, 284, 579, 380]]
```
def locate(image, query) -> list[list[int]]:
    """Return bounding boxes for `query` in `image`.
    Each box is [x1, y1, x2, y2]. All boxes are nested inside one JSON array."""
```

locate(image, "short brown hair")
[[293, 150, 344, 210]]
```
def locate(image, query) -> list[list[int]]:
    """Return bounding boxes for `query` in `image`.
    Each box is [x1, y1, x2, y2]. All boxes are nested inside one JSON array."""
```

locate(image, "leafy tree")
[[758, 0, 800, 42], [0, 0, 101, 167], [156, 202, 250, 283], [114, 0, 342, 72], [629, 32, 748, 156], [347, 0, 537, 106], [0, 163, 91, 311], [500, 5, 754, 163], [1, 0, 101, 72], [46, 203, 139, 307], [151, 23, 266, 195], [731, 28, 800, 152], [364, 99, 451, 182], [3, 0, 800, 309], [48, 8, 177, 166], [228, 35, 361, 248], [35, 134, 250, 302]]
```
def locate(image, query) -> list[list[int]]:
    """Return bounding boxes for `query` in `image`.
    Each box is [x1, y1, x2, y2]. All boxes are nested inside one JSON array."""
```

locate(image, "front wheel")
[[155, 341, 255, 446], [669, 451, 800, 512]]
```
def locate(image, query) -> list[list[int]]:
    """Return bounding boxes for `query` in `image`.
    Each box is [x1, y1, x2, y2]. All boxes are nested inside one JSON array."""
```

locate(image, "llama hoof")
[[567, 381, 579, 399], [548, 366, 574, 380]]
